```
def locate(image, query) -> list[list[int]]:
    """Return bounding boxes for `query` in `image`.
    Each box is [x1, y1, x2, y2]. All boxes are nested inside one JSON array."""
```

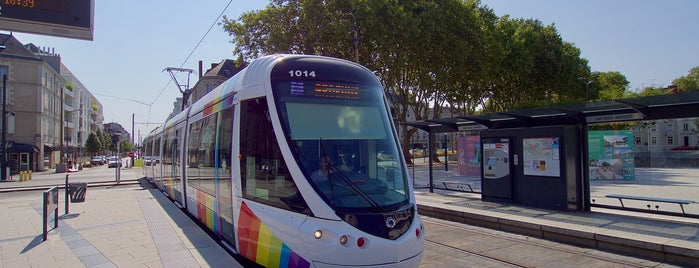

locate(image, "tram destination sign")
[[0, 0, 94, 40]]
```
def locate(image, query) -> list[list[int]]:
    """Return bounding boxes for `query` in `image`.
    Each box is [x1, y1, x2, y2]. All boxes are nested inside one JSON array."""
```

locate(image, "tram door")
[[217, 106, 236, 249], [481, 137, 513, 202]]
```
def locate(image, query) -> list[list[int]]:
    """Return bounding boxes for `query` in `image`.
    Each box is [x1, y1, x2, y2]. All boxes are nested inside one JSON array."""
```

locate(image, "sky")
[[4, 0, 698, 145]]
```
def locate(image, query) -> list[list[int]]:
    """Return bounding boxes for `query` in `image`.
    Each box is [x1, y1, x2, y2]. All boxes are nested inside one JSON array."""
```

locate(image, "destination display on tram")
[[290, 81, 361, 100]]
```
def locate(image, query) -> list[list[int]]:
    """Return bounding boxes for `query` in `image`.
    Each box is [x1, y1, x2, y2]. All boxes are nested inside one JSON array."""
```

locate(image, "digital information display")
[[0, 0, 94, 40], [290, 81, 361, 100]]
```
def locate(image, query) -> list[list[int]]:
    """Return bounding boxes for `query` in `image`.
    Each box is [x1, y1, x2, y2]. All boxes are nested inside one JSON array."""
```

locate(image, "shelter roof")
[[404, 91, 699, 133]]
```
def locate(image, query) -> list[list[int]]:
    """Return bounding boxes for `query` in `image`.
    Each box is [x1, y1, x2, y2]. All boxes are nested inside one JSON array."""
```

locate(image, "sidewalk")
[[0, 179, 241, 268]]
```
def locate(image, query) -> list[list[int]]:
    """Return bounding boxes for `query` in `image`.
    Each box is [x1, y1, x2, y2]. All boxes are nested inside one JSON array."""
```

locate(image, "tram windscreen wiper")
[[319, 139, 383, 213], [327, 163, 384, 213]]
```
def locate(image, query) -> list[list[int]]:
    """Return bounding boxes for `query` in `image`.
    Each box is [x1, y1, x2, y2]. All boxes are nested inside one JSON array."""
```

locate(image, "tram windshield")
[[273, 80, 409, 212]]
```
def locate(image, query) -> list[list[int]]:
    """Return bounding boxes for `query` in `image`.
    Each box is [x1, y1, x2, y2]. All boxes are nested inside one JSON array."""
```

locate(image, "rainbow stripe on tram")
[[195, 190, 217, 232], [238, 202, 310, 268]]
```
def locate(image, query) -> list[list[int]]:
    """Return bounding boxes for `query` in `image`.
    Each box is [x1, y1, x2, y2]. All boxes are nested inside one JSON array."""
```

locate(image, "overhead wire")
[[150, 0, 234, 106]]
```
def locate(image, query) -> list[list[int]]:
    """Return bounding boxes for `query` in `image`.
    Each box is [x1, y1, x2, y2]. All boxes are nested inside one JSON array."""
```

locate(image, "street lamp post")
[[578, 77, 594, 102]]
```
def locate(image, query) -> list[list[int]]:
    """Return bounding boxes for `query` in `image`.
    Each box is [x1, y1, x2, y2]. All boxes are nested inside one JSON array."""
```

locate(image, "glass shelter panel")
[[589, 117, 699, 216]]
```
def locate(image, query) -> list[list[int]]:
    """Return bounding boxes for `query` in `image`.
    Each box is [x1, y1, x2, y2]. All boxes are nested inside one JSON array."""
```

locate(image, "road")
[[0, 161, 141, 191]]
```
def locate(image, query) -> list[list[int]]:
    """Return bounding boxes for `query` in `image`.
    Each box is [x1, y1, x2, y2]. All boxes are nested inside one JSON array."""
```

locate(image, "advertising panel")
[[457, 136, 481, 177], [588, 130, 635, 180]]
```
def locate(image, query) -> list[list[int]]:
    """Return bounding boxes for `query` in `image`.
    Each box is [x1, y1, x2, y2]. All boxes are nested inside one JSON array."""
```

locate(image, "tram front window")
[[275, 83, 409, 212]]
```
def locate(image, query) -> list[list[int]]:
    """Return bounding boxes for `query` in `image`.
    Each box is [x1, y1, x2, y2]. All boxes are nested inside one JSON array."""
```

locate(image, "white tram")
[[142, 55, 424, 267]]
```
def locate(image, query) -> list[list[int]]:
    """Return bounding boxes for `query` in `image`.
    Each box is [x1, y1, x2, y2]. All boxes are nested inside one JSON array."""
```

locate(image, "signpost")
[[43, 186, 59, 241]]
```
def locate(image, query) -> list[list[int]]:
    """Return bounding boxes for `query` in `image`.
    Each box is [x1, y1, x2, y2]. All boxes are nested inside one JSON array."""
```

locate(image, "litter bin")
[[68, 182, 87, 203]]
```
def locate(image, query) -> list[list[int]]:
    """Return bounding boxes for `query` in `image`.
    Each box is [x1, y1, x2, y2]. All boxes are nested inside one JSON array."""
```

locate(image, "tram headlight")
[[313, 230, 323, 239], [339, 235, 348, 245]]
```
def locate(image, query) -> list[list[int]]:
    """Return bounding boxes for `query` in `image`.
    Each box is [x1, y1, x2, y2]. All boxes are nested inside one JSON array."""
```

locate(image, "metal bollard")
[[28, 170, 32, 180]]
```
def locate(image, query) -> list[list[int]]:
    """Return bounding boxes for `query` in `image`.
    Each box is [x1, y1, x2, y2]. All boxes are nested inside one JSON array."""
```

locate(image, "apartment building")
[[632, 118, 699, 152], [0, 33, 103, 173]]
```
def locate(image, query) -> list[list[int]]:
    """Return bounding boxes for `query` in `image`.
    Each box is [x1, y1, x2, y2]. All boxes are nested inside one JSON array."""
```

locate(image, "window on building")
[[667, 136, 674, 145], [651, 136, 657, 145], [667, 123, 673, 132], [684, 123, 689, 132], [634, 136, 641, 145]]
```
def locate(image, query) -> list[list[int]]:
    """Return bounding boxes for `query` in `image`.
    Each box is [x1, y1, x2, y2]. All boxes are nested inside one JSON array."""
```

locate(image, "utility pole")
[[1, 71, 7, 180], [59, 86, 65, 166], [131, 113, 135, 165]]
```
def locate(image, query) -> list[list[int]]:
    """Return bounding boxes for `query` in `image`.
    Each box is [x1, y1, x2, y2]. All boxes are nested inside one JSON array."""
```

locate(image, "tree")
[[85, 132, 101, 155], [591, 71, 630, 101], [120, 140, 133, 154], [221, 0, 591, 161], [672, 66, 699, 91]]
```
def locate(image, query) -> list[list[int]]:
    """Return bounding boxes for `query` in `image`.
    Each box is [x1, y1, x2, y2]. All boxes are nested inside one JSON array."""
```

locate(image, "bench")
[[440, 181, 474, 192], [606, 194, 695, 214]]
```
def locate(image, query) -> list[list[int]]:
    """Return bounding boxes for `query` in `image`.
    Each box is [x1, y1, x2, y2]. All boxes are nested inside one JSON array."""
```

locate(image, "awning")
[[9, 142, 39, 153], [44, 144, 58, 152]]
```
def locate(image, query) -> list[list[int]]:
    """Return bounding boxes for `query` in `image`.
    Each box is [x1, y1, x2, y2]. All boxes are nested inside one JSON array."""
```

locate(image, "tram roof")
[[404, 90, 699, 133]]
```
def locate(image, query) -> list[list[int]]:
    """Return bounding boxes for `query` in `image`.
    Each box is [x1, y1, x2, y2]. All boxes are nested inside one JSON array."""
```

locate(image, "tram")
[[142, 55, 423, 267]]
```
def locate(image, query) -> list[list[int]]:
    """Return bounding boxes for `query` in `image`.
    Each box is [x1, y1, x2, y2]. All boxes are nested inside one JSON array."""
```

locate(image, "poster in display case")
[[523, 137, 561, 177]]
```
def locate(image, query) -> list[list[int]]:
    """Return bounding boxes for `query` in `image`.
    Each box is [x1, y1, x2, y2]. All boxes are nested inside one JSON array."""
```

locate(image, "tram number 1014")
[[289, 70, 316, 78]]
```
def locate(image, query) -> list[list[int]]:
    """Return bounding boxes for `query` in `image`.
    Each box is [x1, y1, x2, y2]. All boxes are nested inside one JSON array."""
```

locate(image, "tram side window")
[[197, 114, 218, 195], [240, 98, 309, 214], [187, 119, 202, 189]]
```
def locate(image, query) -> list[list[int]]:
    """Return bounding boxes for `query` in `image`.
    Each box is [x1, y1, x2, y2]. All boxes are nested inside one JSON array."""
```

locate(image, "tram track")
[[424, 238, 525, 267], [421, 217, 663, 267]]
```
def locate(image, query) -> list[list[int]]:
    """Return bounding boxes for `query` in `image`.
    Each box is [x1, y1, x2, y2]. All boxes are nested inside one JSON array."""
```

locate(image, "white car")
[[107, 156, 122, 168]]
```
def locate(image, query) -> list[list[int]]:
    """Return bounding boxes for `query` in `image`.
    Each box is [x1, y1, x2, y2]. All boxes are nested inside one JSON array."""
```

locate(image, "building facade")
[[632, 118, 699, 152], [0, 33, 104, 173]]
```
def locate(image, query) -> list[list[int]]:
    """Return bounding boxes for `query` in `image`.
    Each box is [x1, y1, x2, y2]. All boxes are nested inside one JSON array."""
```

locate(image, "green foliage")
[[672, 66, 699, 91], [630, 86, 667, 98], [590, 71, 630, 101], [223, 0, 699, 158], [222, 0, 595, 161], [85, 132, 102, 155], [120, 140, 133, 153]]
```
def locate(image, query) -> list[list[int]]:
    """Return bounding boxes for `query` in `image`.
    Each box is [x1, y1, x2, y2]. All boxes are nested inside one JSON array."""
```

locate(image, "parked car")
[[143, 156, 155, 166], [107, 156, 122, 168], [91, 156, 105, 166]]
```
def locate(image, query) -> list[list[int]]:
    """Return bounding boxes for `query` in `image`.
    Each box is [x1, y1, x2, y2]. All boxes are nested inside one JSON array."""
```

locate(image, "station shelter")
[[404, 91, 699, 212]]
